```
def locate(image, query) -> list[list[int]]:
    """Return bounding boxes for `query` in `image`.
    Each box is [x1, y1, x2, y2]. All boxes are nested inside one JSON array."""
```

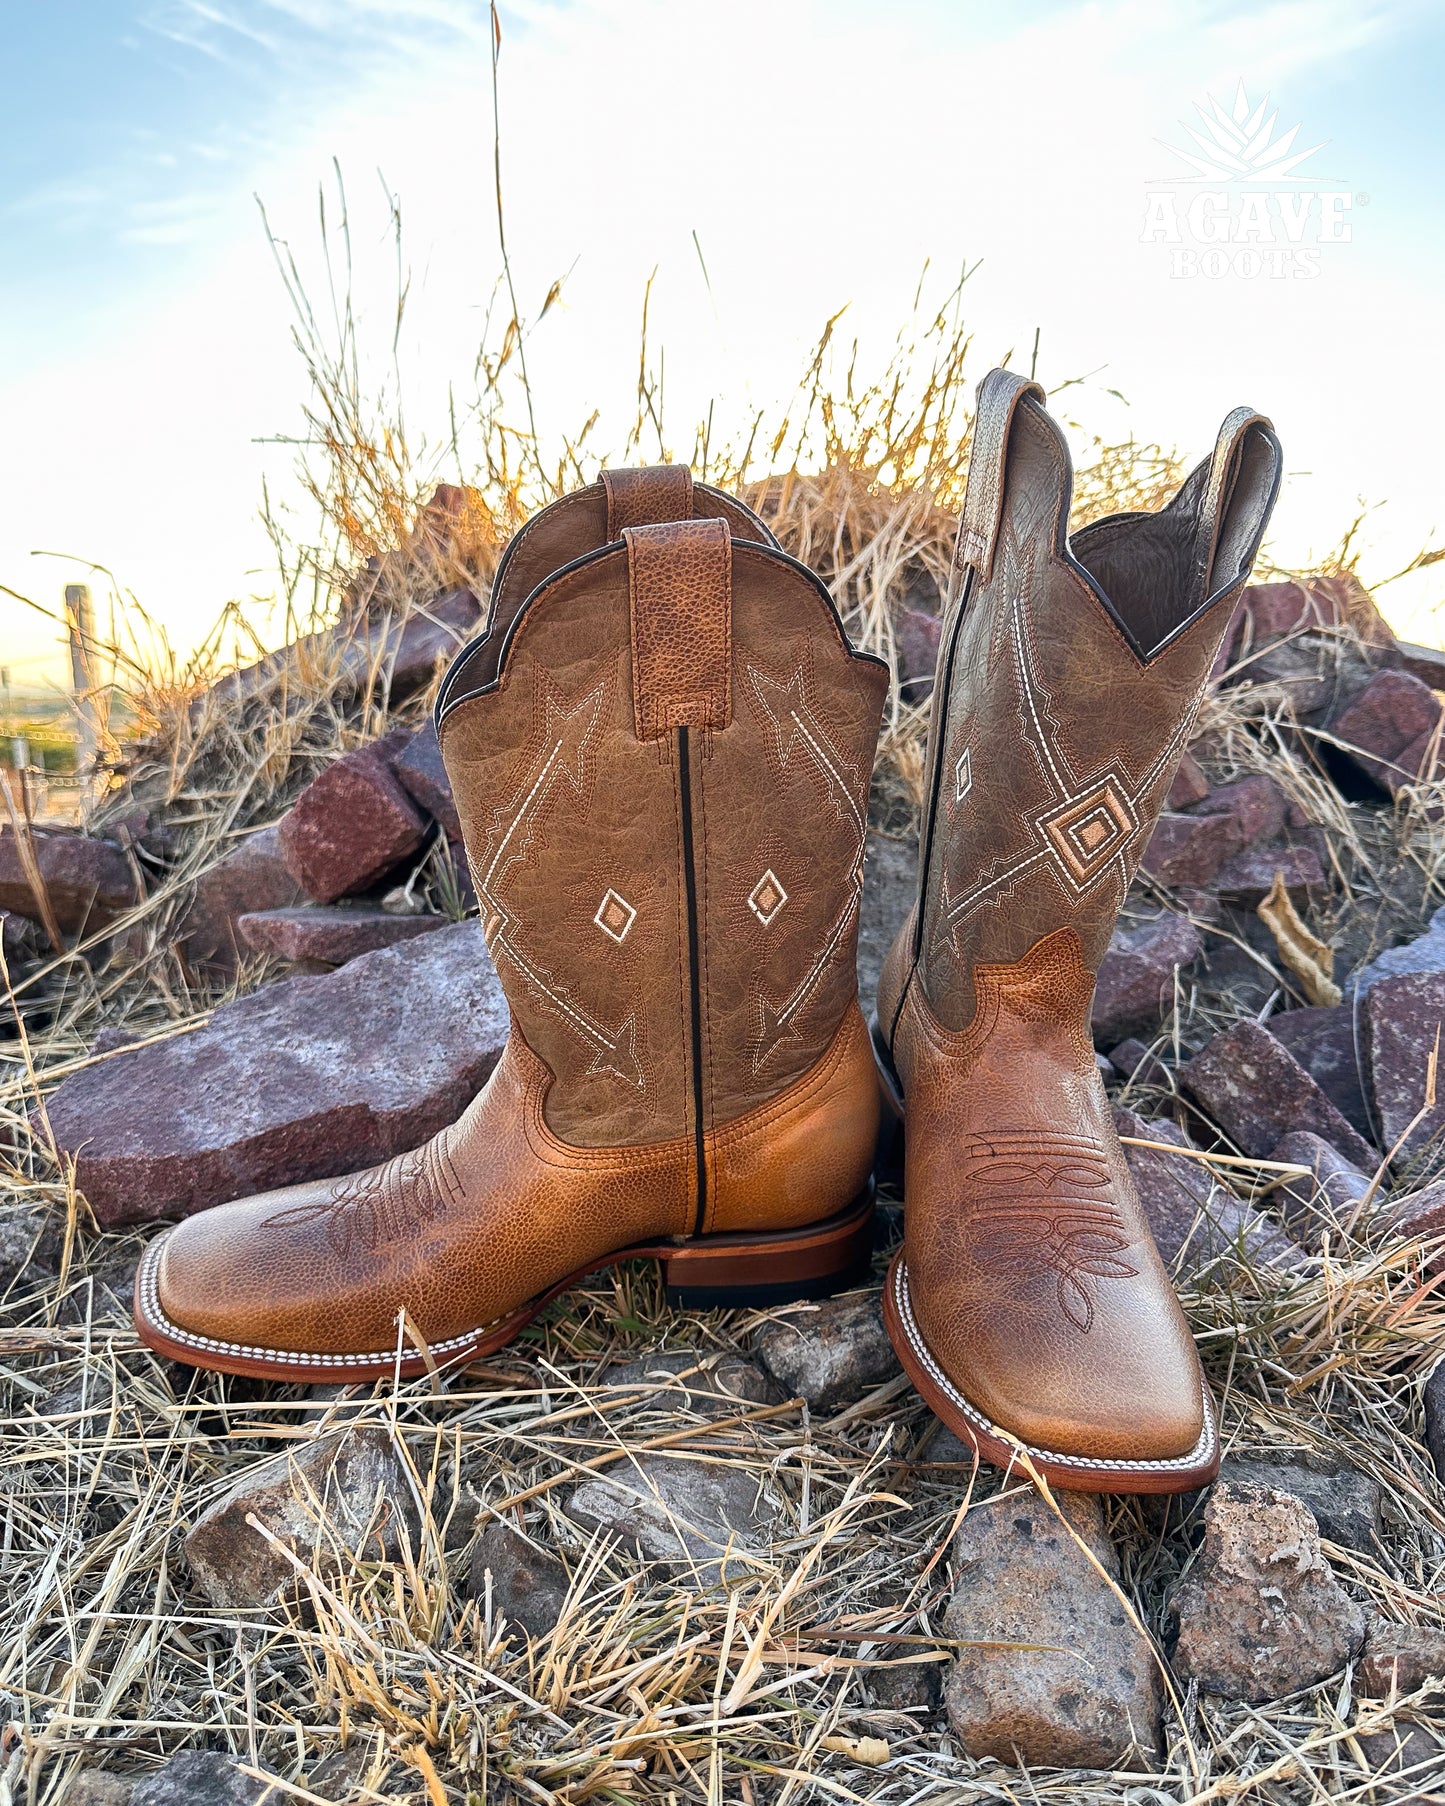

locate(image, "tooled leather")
[[892, 929, 1205, 1461], [604, 464, 693, 539], [624, 519, 732, 739], [953, 370, 1045, 589], [152, 1011, 876, 1358]]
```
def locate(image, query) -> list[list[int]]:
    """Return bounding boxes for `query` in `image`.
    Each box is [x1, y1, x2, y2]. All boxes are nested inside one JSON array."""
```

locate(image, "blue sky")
[[3, 0, 1444, 682]]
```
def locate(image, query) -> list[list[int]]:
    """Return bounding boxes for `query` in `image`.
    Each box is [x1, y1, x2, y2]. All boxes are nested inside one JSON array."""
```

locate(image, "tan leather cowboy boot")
[[875, 373, 1282, 1492], [136, 467, 891, 1380]]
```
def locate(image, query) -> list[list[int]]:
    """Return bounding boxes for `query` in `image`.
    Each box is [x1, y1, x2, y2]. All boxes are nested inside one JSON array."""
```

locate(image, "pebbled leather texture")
[[143, 468, 888, 1369], [878, 370, 1282, 1473], [603, 464, 693, 538]]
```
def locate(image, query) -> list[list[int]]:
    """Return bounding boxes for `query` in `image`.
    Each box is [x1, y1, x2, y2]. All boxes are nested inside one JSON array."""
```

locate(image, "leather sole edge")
[[883, 1251, 1220, 1495], [133, 1189, 876, 1384]]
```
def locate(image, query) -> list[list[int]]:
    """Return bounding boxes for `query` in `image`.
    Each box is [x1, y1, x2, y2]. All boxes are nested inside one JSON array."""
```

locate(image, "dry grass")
[[5, 237, 1445, 1806]]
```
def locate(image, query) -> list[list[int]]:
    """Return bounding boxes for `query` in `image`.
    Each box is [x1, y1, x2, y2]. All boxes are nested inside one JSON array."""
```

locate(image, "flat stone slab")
[[238, 905, 445, 965], [41, 921, 508, 1224], [1361, 970, 1445, 1163], [1182, 1019, 1375, 1167], [566, 1452, 779, 1585]]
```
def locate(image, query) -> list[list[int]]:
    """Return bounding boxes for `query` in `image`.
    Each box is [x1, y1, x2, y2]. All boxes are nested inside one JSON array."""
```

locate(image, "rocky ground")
[[5, 484, 1445, 1803]]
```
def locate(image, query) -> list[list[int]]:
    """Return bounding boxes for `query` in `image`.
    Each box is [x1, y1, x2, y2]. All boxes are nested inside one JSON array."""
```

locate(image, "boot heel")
[[660, 1188, 875, 1308]]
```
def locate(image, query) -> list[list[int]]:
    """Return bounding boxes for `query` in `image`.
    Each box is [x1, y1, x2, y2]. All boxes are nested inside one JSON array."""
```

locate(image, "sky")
[[2, 0, 1444, 693]]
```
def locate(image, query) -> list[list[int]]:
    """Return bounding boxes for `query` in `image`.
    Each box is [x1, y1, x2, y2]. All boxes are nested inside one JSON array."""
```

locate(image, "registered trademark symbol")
[[1357, 192, 1371, 205]]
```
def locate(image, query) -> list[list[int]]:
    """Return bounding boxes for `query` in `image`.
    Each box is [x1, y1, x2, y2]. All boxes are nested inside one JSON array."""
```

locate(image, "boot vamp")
[[902, 987, 1206, 1464], [152, 1041, 689, 1360]]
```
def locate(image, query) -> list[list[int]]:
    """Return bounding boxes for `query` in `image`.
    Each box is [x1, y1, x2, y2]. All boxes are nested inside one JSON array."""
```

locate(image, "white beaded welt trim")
[[891, 1257, 1217, 1475], [136, 1235, 502, 1370]]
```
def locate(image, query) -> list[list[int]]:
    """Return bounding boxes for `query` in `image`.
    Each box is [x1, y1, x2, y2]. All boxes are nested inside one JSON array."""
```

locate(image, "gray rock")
[[1358, 1613, 1445, 1696], [178, 824, 308, 978], [184, 1426, 418, 1609], [941, 1488, 1161, 1768], [857, 833, 917, 1012], [1348, 906, 1445, 999], [1181, 1019, 1375, 1167], [1170, 1481, 1367, 1701], [42, 921, 508, 1224], [866, 1659, 942, 1715], [566, 1453, 777, 1584], [595, 1350, 778, 1417], [1269, 1131, 1373, 1247], [753, 1291, 900, 1411], [470, 1520, 570, 1640], [0, 1204, 61, 1292], [131, 1753, 279, 1806], [1217, 1456, 1381, 1554], [56, 1776, 136, 1806], [1091, 911, 1202, 1046]]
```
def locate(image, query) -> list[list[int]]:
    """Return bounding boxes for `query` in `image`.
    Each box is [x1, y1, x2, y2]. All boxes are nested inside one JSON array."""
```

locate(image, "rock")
[[857, 833, 917, 1012], [1425, 1358, 1445, 1481], [470, 1520, 570, 1639], [1269, 1131, 1373, 1247], [1091, 911, 1202, 1045], [42, 921, 508, 1224], [1108, 1039, 1170, 1088], [1192, 774, 1288, 847], [279, 747, 428, 904], [1168, 751, 1211, 809], [753, 1291, 900, 1411], [1211, 843, 1325, 908], [941, 1488, 1161, 1767], [1231, 636, 1347, 719], [178, 824, 308, 977], [1329, 670, 1444, 796], [1361, 971, 1445, 1163], [57, 1776, 136, 1806], [895, 606, 942, 702], [238, 905, 445, 966], [1269, 1006, 1372, 1138], [1381, 1180, 1445, 1254], [1217, 1456, 1381, 1554], [1388, 639, 1445, 691], [1239, 576, 1392, 648], [566, 1453, 777, 1584], [1349, 905, 1445, 998], [1358, 1615, 1445, 1695], [0, 826, 137, 934], [1, 908, 41, 961], [1169, 1481, 1367, 1702], [594, 1349, 777, 1417], [184, 1426, 418, 1609], [390, 722, 461, 840], [1355, 1719, 1444, 1775], [1114, 1107, 1301, 1279], [867, 1660, 942, 1715], [1181, 1020, 1375, 1167], [1140, 811, 1241, 887], [131, 1752, 280, 1806], [0, 1204, 61, 1292]]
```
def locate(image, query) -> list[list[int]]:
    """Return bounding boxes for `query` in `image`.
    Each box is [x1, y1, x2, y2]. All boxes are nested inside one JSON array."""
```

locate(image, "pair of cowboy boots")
[[135, 378, 1281, 1495]]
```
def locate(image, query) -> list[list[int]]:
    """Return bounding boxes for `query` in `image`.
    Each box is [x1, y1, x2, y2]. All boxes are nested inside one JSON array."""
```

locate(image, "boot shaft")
[[438, 477, 889, 1183], [897, 372, 1282, 1037]]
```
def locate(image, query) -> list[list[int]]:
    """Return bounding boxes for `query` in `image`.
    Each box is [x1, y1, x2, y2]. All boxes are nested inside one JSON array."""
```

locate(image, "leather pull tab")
[[603, 465, 694, 540], [953, 368, 1047, 592], [1192, 406, 1273, 603], [624, 519, 731, 741]]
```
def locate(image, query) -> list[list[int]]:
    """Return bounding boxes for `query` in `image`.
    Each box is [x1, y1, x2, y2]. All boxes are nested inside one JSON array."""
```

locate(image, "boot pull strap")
[[603, 465, 694, 540], [624, 518, 732, 741], [1191, 406, 1273, 603], [953, 368, 1047, 591]]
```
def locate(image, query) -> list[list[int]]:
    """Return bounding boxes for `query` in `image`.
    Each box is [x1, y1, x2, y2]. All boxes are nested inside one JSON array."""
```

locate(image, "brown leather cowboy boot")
[[875, 373, 1282, 1492], [136, 467, 891, 1380]]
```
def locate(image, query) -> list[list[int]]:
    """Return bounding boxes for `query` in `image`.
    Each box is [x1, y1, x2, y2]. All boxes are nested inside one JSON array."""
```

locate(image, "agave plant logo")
[[1161, 79, 1326, 184], [1142, 78, 1358, 280]]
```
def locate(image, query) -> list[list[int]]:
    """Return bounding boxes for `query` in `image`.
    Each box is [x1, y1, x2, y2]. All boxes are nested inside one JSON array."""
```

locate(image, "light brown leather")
[[140, 469, 888, 1373], [878, 370, 1282, 1474], [604, 464, 693, 538]]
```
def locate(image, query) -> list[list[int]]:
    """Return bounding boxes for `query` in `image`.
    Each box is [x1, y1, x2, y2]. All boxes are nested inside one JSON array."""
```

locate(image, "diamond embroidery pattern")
[[1037, 778, 1139, 890], [955, 746, 973, 803], [594, 888, 637, 944], [748, 869, 789, 927]]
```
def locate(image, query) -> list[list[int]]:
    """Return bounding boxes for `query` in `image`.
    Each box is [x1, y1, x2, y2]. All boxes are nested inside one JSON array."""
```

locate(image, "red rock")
[[1181, 1020, 1375, 1166], [1361, 971, 1445, 1162], [1388, 639, 1445, 692], [1268, 1130, 1373, 1246], [1379, 1179, 1445, 1249], [390, 722, 460, 840], [1193, 774, 1288, 847], [1108, 1038, 1169, 1087], [895, 605, 942, 701], [1329, 671, 1444, 796], [279, 747, 427, 904], [238, 905, 445, 964], [1240, 574, 1394, 650], [1211, 844, 1326, 908], [0, 827, 137, 934], [1091, 912, 1202, 1045], [177, 824, 308, 976], [1141, 812, 1241, 886], [1168, 751, 1211, 809], [39, 921, 508, 1224], [1269, 1006, 1371, 1138], [1358, 1617, 1445, 1697]]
